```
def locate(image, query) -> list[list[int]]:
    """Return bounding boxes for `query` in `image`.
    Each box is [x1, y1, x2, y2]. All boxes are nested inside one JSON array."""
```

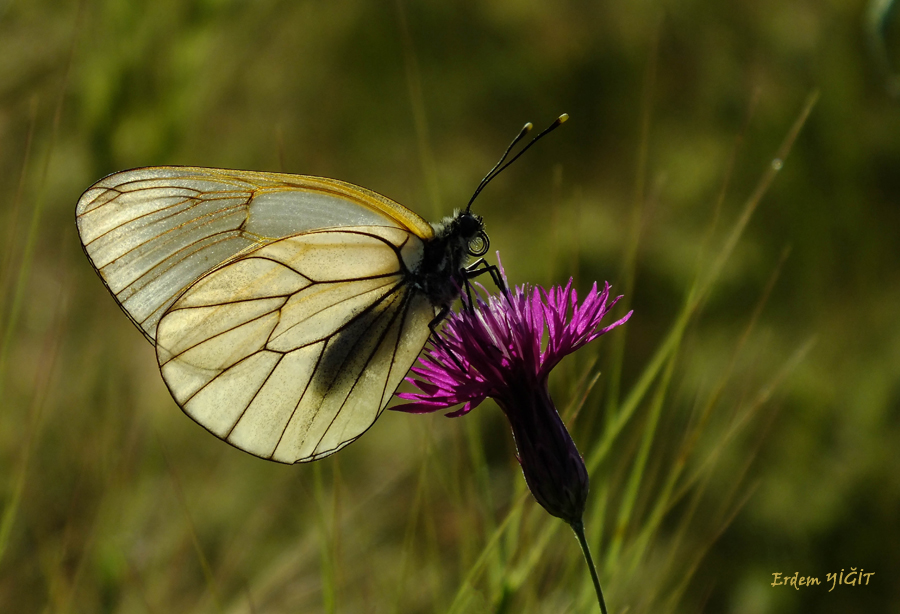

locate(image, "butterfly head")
[[452, 209, 490, 257]]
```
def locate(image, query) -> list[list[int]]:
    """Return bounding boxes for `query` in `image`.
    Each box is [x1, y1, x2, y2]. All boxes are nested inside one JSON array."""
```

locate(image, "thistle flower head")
[[395, 258, 632, 523]]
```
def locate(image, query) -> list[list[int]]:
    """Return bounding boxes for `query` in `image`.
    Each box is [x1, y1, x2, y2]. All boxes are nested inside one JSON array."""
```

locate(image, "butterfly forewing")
[[76, 167, 433, 341], [155, 225, 432, 463]]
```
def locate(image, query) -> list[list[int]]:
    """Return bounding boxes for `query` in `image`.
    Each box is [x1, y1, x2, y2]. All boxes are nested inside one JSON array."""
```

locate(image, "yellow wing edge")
[[79, 165, 436, 240]]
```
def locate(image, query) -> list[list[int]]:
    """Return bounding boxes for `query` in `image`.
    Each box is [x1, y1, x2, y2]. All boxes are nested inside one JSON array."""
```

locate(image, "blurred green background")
[[2, 0, 899, 612]]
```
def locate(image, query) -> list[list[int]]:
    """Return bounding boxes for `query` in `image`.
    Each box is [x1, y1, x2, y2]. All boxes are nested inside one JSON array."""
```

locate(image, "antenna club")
[[465, 114, 566, 212]]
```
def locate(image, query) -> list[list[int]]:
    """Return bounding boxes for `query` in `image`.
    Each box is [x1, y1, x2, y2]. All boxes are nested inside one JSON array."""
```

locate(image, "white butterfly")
[[75, 116, 566, 464]]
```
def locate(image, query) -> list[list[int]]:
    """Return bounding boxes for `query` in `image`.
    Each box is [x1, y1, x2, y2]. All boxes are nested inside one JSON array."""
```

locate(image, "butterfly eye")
[[467, 230, 490, 257]]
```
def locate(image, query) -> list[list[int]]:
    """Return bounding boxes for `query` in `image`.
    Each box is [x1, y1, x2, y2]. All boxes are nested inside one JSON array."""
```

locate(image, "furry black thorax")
[[413, 210, 485, 308]]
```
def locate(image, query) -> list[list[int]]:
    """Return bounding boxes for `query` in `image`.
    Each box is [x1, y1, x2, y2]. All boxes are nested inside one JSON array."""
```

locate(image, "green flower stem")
[[571, 519, 608, 614]]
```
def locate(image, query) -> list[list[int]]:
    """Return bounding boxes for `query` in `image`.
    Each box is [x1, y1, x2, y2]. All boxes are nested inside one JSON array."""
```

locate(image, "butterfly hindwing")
[[155, 226, 433, 463]]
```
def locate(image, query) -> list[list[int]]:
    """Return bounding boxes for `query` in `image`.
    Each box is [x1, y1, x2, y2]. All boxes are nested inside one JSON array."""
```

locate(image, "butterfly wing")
[[75, 166, 434, 341], [76, 167, 439, 463]]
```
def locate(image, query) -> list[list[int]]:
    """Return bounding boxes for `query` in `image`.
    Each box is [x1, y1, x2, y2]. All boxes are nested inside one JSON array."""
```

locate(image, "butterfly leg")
[[428, 306, 450, 333], [460, 258, 505, 311], [427, 307, 467, 372], [463, 258, 505, 291]]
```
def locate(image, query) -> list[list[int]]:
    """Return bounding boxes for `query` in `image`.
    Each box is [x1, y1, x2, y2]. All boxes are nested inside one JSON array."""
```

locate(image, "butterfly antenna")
[[465, 113, 569, 213], [465, 122, 533, 212]]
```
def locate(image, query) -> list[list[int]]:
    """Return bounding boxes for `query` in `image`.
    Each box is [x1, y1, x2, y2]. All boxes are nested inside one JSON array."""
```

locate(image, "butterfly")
[[76, 115, 567, 464]]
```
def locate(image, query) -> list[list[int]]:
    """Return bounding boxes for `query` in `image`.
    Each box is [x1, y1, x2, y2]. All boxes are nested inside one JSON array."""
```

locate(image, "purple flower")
[[395, 258, 632, 524]]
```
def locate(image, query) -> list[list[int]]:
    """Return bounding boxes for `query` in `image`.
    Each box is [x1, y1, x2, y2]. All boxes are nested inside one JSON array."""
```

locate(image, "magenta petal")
[[393, 400, 448, 414], [445, 399, 482, 418]]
